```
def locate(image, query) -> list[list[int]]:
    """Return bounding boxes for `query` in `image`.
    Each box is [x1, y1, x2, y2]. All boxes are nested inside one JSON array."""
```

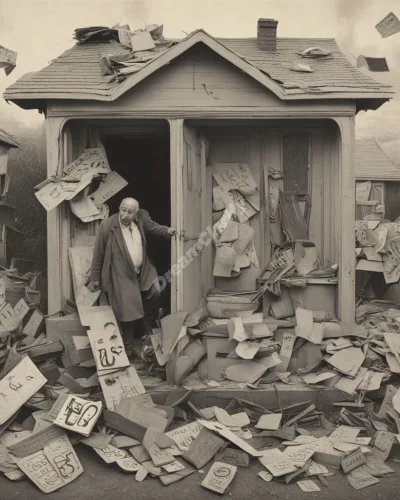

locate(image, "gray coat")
[[90, 210, 170, 322]]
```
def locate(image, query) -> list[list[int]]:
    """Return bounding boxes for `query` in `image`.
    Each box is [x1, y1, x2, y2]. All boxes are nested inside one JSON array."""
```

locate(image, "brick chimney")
[[257, 18, 278, 52]]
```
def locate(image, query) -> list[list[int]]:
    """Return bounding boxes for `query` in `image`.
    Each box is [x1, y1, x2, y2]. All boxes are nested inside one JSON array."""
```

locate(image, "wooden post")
[[334, 116, 356, 327], [46, 117, 67, 315], [168, 119, 184, 312]]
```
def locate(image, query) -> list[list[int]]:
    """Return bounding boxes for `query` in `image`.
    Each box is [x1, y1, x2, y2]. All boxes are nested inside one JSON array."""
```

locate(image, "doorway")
[[104, 136, 171, 312]]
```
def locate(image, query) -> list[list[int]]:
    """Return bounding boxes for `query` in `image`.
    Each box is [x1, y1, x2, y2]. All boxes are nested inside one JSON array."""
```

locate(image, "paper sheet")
[[376, 11, 400, 38], [90, 171, 128, 205], [35, 181, 76, 211], [53, 396, 102, 437], [63, 148, 110, 177], [256, 414, 282, 430], [295, 308, 323, 345], [44, 434, 83, 485], [70, 195, 100, 221], [212, 162, 260, 211], [213, 245, 236, 277], [0, 357, 47, 425], [258, 448, 297, 477], [87, 321, 130, 374], [213, 186, 226, 211], [99, 366, 146, 411], [17, 451, 65, 493]]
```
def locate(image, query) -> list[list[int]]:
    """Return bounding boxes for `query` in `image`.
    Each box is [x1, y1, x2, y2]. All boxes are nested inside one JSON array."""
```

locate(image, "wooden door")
[[177, 122, 207, 312]]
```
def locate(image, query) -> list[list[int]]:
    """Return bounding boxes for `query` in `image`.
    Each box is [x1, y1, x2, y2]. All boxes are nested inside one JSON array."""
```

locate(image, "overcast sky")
[[0, 0, 399, 143]]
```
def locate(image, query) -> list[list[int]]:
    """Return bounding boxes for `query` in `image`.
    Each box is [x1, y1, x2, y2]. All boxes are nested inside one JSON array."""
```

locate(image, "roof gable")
[[4, 28, 394, 108], [355, 138, 400, 181]]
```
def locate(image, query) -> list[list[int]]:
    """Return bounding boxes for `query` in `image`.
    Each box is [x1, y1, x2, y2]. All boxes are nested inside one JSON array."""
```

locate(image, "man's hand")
[[168, 227, 177, 236], [87, 281, 100, 292]]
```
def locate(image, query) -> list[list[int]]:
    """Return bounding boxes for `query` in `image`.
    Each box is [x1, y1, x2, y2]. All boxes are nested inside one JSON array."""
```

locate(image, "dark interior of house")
[[104, 136, 171, 312]]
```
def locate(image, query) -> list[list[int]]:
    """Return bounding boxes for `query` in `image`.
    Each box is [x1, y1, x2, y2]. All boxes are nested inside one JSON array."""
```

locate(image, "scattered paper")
[[17, 451, 65, 493], [258, 448, 297, 477], [53, 396, 102, 437], [99, 366, 145, 411], [297, 480, 321, 492], [0, 357, 47, 425], [87, 322, 130, 374], [256, 414, 282, 431], [201, 462, 237, 494], [376, 12, 400, 38], [326, 347, 365, 377], [295, 308, 323, 344], [94, 444, 127, 463], [44, 434, 83, 485], [213, 245, 236, 277]]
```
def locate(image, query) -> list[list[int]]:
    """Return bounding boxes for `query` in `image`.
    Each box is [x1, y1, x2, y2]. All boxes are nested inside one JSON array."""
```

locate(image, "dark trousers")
[[118, 283, 160, 354]]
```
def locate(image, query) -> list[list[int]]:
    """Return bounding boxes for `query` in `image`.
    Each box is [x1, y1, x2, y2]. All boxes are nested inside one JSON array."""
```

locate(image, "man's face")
[[119, 200, 138, 226]]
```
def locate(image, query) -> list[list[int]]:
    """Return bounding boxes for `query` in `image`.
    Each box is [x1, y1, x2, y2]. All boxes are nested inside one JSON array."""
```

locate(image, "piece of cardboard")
[[0, 357, 47, 425], [87, 321, 129, 374], [99, 366, 145, 411], [93, 444, 127, 463], [17, 451, 65, 493], [215, 448, 250, 468], [256, 413, 282, 431], [341, 447, 366, 473], [165, 421, 202, 452], [116, 455, 141, 472], [376, 11, 400, 38], [198, 420, 262, 457], [53, 396, 102, 437], [8, 426, 64, 458], [214, 407, 236, 427], [129, 445, 151, 463], [151, 328, 170, 366], [159, 468, 194, 485], [230, 412, 250, 428], [115, 400, 168, 433], [103, 410, 146, 442], [181, 427, 225, 469], [225, 361, 267, 384], [44, 434, 83, 485], [297, 480, 321, 492], [201, 462, 237, 494], [347, 468, 380, 490], [46, 313, 88, 368], [13, 298, 29, 324], [161, 312, 187, 356], [326, 347, 365, 377], [22, 310, 44, 337], [258, 448, 297, 477]]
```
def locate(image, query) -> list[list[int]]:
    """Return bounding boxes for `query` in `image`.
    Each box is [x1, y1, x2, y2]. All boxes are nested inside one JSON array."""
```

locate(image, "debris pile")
[[34, 148, 128, 222], [73, 23, 176, 83], [356, 220, 400, 284]]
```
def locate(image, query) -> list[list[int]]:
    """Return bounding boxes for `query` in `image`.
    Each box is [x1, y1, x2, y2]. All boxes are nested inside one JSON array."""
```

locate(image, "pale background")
[[0, 0, 399, 159]]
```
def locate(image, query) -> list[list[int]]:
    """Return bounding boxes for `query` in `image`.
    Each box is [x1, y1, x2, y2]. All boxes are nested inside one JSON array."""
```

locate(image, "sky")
[[1, 0, 400, 155]]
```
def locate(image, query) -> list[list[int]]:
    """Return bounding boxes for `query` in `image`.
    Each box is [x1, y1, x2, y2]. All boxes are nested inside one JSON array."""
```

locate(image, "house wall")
[[44, 44, 355, 320]]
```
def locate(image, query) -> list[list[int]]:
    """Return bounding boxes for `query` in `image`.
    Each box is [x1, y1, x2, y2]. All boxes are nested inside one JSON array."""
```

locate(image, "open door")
[[175, 122, 208, 312]]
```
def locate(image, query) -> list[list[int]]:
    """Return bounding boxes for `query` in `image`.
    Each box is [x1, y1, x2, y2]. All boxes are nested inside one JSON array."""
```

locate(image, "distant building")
[[355, 137, 400, 221]]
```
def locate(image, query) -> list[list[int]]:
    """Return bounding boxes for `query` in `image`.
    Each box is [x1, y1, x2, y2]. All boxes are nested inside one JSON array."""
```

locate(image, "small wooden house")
[[4, 19, 394, 325], [355, 137, 400, 221]]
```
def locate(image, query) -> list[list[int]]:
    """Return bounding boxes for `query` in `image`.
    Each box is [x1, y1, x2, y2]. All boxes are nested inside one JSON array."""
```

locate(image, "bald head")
[[119, 198, 139, 226]]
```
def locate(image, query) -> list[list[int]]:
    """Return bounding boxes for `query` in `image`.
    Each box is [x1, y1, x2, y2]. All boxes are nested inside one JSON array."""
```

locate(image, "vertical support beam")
[[46, 117, 66, 314], [334, 116, 355, 327], [168, 119, 184, 312]]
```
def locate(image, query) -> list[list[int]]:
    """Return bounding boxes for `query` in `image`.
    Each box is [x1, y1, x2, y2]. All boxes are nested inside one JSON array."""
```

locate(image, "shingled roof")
[[0, 128, 19, 148], [3, 29, 393, 108], [355, 138, 400, 181]]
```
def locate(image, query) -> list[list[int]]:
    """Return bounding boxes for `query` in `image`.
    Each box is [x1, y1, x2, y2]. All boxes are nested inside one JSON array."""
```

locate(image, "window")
[[282, 134, 311, 194]]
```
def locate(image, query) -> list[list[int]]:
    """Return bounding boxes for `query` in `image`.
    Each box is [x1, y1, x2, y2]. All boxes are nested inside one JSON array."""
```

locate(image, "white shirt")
[[120, 219, 143, 272]]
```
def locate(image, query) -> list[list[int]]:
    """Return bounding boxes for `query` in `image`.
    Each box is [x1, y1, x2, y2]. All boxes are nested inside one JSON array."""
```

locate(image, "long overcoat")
[[90, 210, 170, 322]]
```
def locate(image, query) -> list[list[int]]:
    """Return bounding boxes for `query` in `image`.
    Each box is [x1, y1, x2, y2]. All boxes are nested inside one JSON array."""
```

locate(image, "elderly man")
[[89, 198, 176, 356]]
